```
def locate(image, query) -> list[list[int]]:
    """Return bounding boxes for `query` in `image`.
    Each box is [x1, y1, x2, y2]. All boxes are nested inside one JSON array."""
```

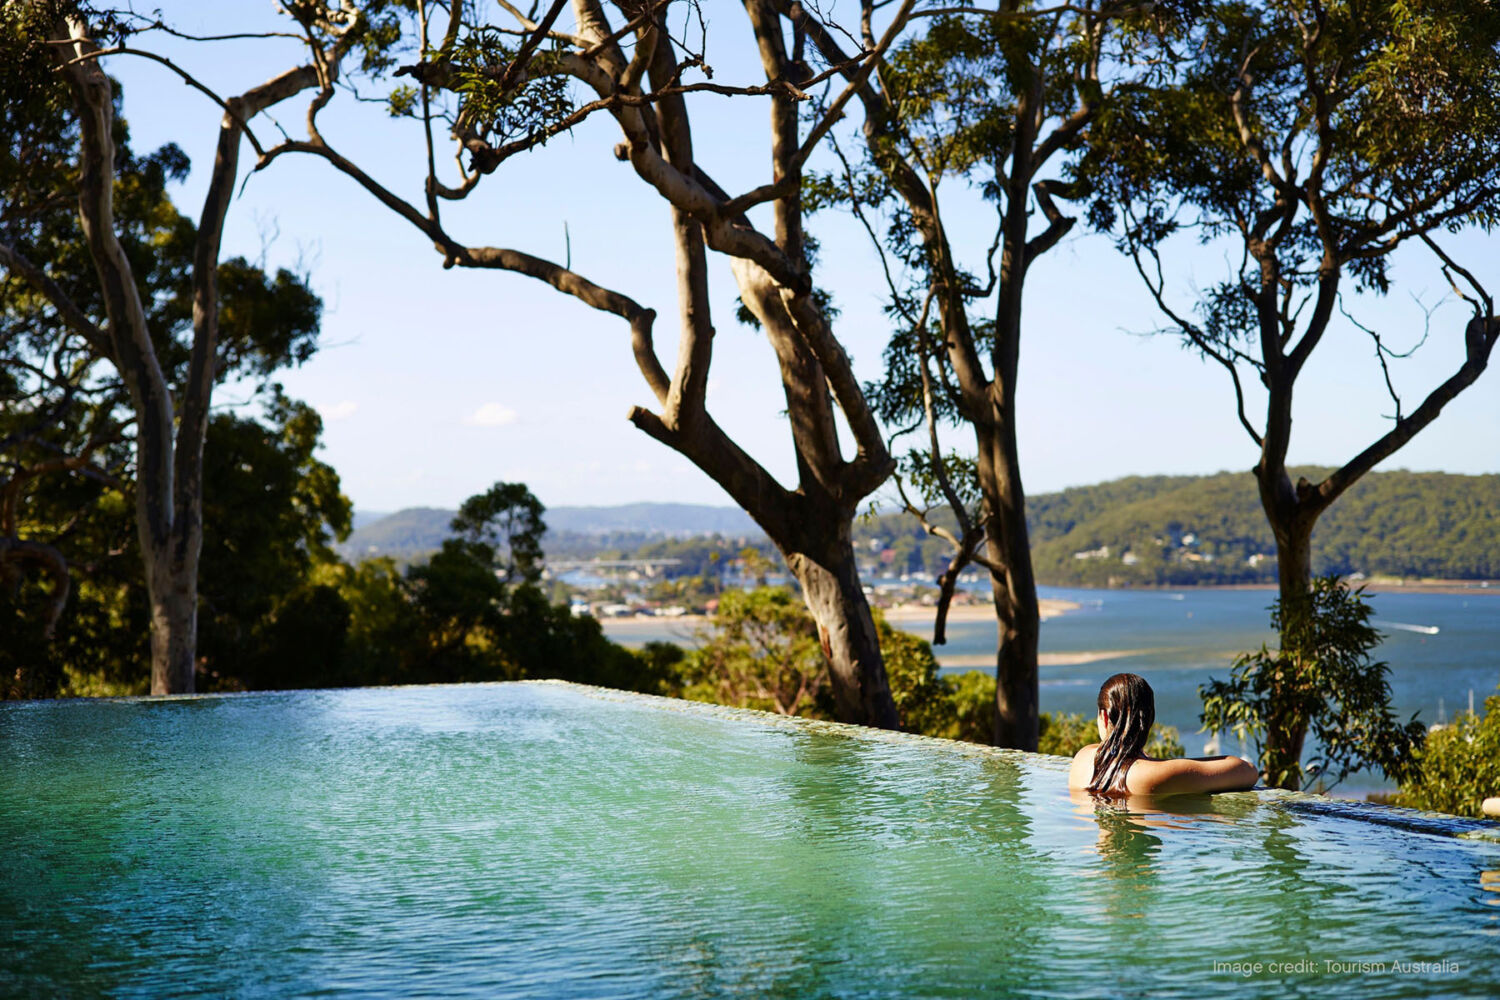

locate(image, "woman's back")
[[1068, 743, 1259, 796]]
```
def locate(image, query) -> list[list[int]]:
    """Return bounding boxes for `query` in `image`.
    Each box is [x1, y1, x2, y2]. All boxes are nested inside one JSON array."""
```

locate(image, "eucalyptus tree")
[[786, 0, 1148, 747], [0, 1, 352, 693], [1086, 0, 1500, 786], [232, 0, 918, 726]]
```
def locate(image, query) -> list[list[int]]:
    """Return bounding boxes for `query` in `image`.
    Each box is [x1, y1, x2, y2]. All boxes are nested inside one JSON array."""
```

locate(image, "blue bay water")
[[606, 586, 1500, 795]]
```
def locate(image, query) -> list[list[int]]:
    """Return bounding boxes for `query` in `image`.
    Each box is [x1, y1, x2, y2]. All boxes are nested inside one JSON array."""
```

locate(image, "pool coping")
[[526, 680, 1500, 844], [10, 678, 1499, 844]]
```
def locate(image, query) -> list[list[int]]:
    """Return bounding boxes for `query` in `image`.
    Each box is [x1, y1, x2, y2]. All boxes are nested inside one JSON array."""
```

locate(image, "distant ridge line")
[[339, 502, 762, 560]]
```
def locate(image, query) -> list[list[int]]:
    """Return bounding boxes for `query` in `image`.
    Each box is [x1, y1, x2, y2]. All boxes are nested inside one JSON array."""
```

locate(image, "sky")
[[100, 2, 1500, 514]]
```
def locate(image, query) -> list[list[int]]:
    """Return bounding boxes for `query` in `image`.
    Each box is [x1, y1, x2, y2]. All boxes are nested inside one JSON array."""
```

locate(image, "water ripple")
[[2, 682, 1497, 999]]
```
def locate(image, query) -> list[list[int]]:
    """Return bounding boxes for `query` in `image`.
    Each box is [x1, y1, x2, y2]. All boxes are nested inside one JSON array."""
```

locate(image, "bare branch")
[[0, 242, 111, 358], [1315, 313, 1499, 511], [1126, 231, 1265, 448], [0, 537, 71, 638], [50, 44, 270, 158]]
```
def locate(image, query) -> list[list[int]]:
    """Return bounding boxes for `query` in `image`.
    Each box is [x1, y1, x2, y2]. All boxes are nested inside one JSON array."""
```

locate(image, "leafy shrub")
[[875, 611, 955, 736], [1397, 688, 1500, 818], [1201, 575, 1425, 789], [1038, 710, 1184, 759], [1038, 711, 1096, 756], [678, 587, 832, 716], [945, 670, 997, 744]]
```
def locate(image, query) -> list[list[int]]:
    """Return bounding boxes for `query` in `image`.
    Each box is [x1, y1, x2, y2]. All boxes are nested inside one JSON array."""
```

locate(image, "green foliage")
[[875, 610, 954, 735], [195, 395, 352, 690], [1018, 469, 1497, 586], [386, 83, 419, 118], [943, 670, 998, 744], [1036, 710, 1185, 758], [1201, 576, 1425, 789], [673, 589, 988, 740], [678, 587, 832, 717], [1397, 688, 1500, 818], [1, 395, 346, 699], [1086, 0, 1500, 274], [449, 27, 574, 149], [450, 481, 545, 585], [324, 481, 667, 693], [1037, 710, 1095, 757], [1148, 725, 1187, 761]]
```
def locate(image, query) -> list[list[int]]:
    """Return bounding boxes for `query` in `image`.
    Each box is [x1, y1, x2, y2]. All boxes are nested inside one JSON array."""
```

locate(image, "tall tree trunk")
[[977, 414, 1041, 749], [784, 517, 898, 729], [1257, 463, 1317, 789], [51, 17, 323, 694], [146, 549, 197, 694], [56, 18, 190, 692], [1266, 513, 1315, 790]]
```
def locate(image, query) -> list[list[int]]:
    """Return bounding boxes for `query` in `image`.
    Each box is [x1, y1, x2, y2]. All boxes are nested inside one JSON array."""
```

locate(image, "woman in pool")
[[1068, 672, 1259, 796]]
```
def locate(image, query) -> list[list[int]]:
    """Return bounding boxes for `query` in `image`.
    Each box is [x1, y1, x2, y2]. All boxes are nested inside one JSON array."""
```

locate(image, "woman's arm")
[[1134, 754, 1259, 795]]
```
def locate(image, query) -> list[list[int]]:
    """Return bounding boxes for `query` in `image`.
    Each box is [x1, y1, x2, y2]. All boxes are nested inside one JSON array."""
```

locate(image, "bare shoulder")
[[1067, 743, 1100, 790], [1126, 754, 1259, 795]]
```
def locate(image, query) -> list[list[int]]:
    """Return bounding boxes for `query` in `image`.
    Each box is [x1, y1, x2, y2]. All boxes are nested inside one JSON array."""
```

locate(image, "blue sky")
[[104, 3, 1499, 513]]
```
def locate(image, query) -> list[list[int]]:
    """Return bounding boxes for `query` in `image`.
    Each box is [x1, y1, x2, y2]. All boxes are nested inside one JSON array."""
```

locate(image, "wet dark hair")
[[1088, 673, 1155, 796]]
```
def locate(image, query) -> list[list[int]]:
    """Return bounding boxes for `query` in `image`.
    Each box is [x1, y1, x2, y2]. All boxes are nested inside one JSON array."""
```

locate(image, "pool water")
[[3, 682, 1497, 998]]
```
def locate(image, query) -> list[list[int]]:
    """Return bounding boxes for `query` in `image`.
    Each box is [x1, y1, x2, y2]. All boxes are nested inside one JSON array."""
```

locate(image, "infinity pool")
[[3, 682, 1497, 998]]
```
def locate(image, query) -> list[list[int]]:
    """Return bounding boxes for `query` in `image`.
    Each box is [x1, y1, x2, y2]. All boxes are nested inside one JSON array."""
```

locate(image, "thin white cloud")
[[322, 400, 358, 421], [464, 402, 518, 427]]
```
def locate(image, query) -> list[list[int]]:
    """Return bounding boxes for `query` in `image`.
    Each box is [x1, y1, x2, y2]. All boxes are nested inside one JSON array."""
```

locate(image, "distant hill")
[[340, 471, 1500, 582], [849, 468, 1500, 585], [350, 510, 393, 531], [341, 502, 761, 562], [1027, 468, 1500, 585], [340, 507, 454, 561], [545, 503, 758, 536]]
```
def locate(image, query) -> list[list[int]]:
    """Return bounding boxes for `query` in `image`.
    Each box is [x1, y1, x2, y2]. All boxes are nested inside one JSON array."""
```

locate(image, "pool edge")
[[9, 677, 1498, 843], [526, 679, 1500, 844]]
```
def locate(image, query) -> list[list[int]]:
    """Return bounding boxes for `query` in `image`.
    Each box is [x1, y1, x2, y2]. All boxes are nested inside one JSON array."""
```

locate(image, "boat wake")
[[1373, 619, 1441, 635]]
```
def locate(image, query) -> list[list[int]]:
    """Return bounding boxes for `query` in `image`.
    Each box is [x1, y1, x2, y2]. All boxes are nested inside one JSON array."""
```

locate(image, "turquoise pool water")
[[3, 682, 1498, 998]]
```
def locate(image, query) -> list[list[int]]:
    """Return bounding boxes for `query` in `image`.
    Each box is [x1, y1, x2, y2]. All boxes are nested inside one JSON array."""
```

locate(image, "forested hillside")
[[855, 469, 1500, 585], [345, 470, 1498, 585]]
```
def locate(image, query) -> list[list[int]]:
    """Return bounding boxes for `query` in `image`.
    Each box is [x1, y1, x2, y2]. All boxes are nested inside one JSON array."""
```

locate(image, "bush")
[[875, 611, 955, 735], [944, 670, 997, 743], [1038, 711, 1185, 759], [678, 587, 832, 716], [1038, 711, 1096, 756], [1397, 688, 1500, 818], [1201, 575, 1425, 790]]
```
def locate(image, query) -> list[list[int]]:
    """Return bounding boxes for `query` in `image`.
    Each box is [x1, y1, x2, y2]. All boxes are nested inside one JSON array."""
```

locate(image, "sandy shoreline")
[[599, 597, 1080, 633], [598, 599, 1163, 668], [1136, 580, 1499, 597], [877, 598, 1080, 624], [938, 649, 1148, 668]]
